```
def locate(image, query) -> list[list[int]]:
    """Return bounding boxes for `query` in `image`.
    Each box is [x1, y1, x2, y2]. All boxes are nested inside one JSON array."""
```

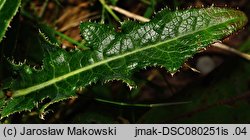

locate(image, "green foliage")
[[0, 6, 248, 119], [0, 0, 21, 42]]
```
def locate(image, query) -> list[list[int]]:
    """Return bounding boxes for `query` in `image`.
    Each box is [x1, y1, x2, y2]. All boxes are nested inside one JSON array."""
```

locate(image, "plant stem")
[[39, 0, 49, 18], [54, 30, 89, 50], [143, 0, 156, 18], [100, 6, 105, 24], [95, 98, 190, 107], [0, 91, 4, 99], [99, 0, 121, 22], [20, 5, 88, 50], [140, 0, 151, 5]]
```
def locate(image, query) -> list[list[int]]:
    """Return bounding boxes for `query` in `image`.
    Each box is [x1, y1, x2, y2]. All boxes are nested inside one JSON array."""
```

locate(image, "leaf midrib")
[[13, 17, 240, 97]]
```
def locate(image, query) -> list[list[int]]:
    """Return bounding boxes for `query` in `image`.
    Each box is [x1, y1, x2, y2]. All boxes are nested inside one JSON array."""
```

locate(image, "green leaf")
[[0, 7, 248, 118], [0, 0, 21, 43]]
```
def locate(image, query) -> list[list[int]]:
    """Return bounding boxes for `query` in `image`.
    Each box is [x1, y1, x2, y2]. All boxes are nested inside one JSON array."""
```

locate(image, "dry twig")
[[211, 42, 250, 60], [109, 5, 150, 22]]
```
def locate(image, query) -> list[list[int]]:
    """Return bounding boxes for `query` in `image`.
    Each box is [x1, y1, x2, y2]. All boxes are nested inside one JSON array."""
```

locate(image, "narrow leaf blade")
[[0, 0, 21, 42]]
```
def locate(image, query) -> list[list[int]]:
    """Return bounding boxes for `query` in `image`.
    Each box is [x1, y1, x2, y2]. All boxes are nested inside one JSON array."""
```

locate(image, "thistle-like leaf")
[[0, 7, 248, 118], [0, 0, 21, 42]]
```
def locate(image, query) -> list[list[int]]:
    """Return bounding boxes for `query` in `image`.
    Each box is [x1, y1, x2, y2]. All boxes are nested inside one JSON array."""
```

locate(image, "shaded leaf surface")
[[0, 7, 247, 118]]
